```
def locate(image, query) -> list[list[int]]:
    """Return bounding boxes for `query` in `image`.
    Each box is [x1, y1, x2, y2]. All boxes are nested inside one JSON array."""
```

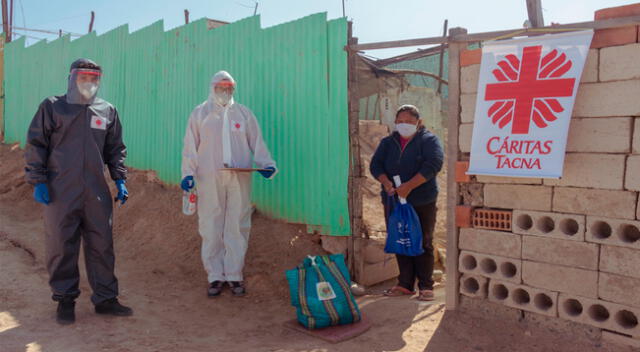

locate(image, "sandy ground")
[[0, 142, 636, 352]]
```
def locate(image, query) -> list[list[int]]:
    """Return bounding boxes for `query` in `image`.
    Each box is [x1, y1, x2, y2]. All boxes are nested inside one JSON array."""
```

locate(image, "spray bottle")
[[182, 188, 197, 216]]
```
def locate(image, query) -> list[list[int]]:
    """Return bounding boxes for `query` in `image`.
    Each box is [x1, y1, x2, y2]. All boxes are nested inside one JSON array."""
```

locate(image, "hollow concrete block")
[[599, 272, 640, 308], [459, 250, 522, 284], [566, 117, 632, 153], [558, 293, 640, 337], [522, 236, 598, 270], [599, 245, 640, 280], [459, 274, 488, 299], [459, 228, 521, 259], [513, 210, 585, 241], [461, 64, 480, 94], [488, 279, 559, 317], [586, 216, 640, 250], [553, 187, 637, 220], [600, 43, 640, 82], [522, 261, 598, 298], [484, 184, 552, 212], [543, 153, 626, 190]]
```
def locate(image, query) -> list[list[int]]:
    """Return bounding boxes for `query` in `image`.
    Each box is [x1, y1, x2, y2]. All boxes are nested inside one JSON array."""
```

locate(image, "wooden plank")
[[374, 45, 447, 68], [437, 19, 448, 94], [351, 36, 447, 51], [445, 27, 466, 311], [526, 0, 544, 28], [454, 15, 640, 42], [352, 15, 640, 51], [346, 22, 363, 278]]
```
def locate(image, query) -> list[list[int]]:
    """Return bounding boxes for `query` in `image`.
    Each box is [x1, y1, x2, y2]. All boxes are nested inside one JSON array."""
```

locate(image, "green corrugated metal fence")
[[3, 14, 351, 236]]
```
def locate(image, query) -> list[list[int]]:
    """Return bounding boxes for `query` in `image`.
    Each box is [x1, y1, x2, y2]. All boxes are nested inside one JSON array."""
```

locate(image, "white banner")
[[468, 30, 593, 178]]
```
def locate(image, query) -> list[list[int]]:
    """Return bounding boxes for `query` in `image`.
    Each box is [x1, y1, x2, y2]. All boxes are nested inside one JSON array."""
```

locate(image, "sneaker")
[[208, 281, 224, 297], [56, 300, 76, 325], [228, 281, 246, 297], [95, 298, 133, 316]]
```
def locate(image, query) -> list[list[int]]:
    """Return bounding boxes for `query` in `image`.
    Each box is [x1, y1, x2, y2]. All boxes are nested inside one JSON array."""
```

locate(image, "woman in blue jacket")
[[370, 104, 444, 301]]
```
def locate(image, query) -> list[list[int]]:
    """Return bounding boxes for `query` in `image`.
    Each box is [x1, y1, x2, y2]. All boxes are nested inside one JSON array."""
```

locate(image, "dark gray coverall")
[[24, 59, 127, 304]]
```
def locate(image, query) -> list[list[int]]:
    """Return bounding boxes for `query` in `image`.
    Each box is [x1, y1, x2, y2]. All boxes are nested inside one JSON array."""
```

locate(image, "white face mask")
[[214, 91, 233, 106], [78, 82, 99, 99], [396, 123, 418, 137]]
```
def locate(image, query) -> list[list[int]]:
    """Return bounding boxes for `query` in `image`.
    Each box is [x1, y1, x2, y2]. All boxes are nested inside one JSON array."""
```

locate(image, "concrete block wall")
[[453, 4, 640, 347]]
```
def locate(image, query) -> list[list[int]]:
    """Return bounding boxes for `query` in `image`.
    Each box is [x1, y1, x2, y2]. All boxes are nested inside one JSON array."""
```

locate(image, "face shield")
[[208, 71, 237, 107], [67, 65, 102, 105], [212, 80, 235, 106]]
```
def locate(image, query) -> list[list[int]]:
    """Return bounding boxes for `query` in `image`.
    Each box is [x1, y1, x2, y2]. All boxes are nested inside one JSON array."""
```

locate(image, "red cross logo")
[[485, 45, 576, 134]]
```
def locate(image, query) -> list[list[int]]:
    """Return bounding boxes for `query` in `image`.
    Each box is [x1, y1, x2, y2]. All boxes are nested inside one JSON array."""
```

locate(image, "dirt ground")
[[0, 142, 636, 352]]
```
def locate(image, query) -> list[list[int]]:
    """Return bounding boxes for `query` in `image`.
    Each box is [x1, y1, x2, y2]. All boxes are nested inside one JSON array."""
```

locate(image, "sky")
[[5, 0, 639, 58]]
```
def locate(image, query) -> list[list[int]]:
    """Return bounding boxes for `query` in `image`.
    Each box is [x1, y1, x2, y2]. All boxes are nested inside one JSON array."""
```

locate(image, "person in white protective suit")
[[181, 71, 277, 297]]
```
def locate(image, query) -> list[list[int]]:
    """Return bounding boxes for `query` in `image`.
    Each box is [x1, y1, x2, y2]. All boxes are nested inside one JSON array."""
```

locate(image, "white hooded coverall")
[[182, 71, 277, 282]]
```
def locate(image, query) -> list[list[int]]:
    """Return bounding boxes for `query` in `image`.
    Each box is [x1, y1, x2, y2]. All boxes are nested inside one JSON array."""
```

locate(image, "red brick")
[[456, 205, 474, 228], [460, 48, 481, 67], [455, 161, 471, 183], [591, 27, 637, 49], [472, 209, 512, 232], [595, 3, 640, 20]]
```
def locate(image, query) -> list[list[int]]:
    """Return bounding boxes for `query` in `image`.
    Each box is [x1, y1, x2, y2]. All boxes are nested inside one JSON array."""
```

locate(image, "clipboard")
[[220, 168, 269, 172]]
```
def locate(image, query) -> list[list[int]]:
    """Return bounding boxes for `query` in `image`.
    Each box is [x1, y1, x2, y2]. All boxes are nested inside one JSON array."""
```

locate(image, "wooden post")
[[184, 9, 190, 24], [437, 19, 448, 94], [445, 27, 467, 311], [2, 0, 10, 43], [8, 0, 12, 40], [88, 11, 95, 33], [346, 21, 363, 278], [0, 34, 4, 142], [526, 0, 544, 28]]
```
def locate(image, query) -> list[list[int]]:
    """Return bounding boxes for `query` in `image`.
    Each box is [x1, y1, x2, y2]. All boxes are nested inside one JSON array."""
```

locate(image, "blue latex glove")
[[34, 183, 50, 205], [258, 166, 277, 179], [115, 179, 128, 205], [181, 176, 195, 191]]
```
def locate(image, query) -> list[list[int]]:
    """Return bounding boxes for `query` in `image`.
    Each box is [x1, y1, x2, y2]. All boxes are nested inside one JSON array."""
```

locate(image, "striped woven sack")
[[286, 254, 361, 329]]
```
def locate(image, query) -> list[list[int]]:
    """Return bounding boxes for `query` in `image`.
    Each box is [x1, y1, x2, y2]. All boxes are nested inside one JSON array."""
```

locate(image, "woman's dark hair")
[[395, 104, 420, 119]]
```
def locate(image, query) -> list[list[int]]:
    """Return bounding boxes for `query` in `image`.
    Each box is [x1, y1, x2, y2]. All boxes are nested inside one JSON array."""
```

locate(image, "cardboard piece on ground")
[[283, 315, 371, 343], [219, 168, 268, 172]]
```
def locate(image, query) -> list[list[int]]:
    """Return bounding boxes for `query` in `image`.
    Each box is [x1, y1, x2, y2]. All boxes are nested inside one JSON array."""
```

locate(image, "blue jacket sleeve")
[[419, 134, 444, 181], [370, 138, 387, 180]]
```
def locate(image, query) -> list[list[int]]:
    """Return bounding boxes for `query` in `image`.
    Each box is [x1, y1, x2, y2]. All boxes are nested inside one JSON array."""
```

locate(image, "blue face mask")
[[396, 123, 417, 137]]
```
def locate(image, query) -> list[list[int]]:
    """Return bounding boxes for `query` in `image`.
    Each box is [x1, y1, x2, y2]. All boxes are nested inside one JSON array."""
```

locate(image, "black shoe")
[[228, 281, 246, 297], [56, 300, 76, 325], [95, 298, 133, 316], [208, 281, 224, 297]]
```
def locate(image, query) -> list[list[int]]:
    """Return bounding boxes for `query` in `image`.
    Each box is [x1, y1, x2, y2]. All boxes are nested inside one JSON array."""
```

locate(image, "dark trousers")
[[44, 191, 119, 305], [384, 200, 437, 291]]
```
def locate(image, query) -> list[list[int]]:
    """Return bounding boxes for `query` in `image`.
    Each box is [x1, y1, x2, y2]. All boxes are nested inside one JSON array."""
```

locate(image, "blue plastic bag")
[[384, 196, 425, 256], [286, 254, 362, 329]]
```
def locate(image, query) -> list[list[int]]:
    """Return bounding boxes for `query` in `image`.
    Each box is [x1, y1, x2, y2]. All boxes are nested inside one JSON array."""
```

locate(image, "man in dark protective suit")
[[24, 58, 133, 325]]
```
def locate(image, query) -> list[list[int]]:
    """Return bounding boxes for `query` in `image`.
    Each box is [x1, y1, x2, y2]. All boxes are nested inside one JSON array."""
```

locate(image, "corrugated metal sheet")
[[3, 14, 351, 236], [386, 51, 450, 98]]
